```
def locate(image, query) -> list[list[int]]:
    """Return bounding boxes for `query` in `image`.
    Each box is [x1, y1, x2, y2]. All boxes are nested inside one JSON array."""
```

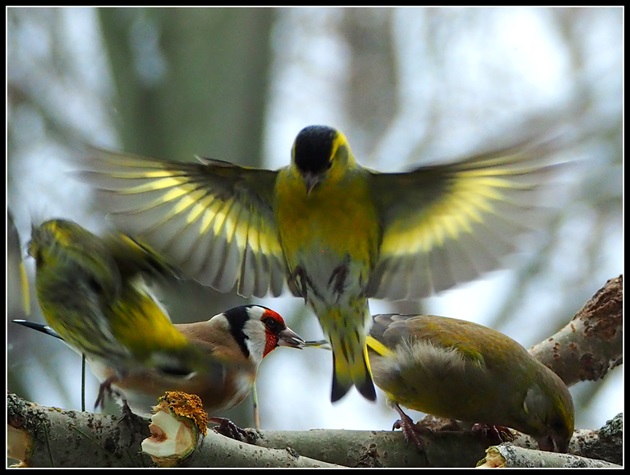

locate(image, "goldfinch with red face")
[[15, 305, 304, 417], [78, 124, 565, 403], [366, 313, 575, 453]]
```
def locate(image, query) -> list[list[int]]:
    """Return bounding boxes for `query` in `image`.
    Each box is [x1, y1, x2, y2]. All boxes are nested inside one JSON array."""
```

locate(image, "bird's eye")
[[85, 275, 106, 295], [262, 316, 284, 334]]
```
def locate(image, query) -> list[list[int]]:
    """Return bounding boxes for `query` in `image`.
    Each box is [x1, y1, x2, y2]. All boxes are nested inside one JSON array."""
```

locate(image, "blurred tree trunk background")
[[95, 7, 274, 319]]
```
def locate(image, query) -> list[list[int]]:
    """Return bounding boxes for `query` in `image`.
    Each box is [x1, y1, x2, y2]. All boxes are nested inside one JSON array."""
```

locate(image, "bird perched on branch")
[[15, 304, 304, 418], [26, 218, 304, 415], [366, 313, 575, 453], [78, 124, 566, 403]]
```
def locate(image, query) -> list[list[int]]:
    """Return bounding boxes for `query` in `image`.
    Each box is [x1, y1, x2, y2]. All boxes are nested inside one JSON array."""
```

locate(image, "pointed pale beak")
[[303, 339, 331, 350], [278, 327, 306, 349]]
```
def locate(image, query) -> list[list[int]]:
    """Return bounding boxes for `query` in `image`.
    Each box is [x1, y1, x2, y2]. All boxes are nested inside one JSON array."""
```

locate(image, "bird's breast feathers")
[[89, 358, 254, 416], [274, 168, 380, 300]]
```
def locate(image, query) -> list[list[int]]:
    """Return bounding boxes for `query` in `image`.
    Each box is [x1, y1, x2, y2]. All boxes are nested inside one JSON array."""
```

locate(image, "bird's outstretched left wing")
[[367, 137, 568, 300]]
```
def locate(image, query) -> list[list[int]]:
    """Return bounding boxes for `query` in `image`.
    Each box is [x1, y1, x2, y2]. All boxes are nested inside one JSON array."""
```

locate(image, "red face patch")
[[260, 309, 286, 357]]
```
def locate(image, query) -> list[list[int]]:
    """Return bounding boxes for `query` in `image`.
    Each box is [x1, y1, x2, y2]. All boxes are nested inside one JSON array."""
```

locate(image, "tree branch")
[[530, 275, 623, 385], [7, 398, 623, 467], [6, 393, 340, 468], [479, 440, 621, 468], [7, 276, 623, 467]]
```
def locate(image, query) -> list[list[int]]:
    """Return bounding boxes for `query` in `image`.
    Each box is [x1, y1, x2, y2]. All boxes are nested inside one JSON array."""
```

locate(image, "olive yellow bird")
[[366, 314, 574, 453], [14, 304, 304, 418], [78, 125, 564, 403], [27, 218, 226, 410]]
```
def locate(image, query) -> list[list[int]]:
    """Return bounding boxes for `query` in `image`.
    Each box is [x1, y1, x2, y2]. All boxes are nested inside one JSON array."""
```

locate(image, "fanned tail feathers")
[[330, 336, 376, 402]]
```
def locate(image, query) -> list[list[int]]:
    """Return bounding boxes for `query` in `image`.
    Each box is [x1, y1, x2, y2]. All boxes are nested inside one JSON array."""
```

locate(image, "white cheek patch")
[[242, 319, 267, 366], [244, 306, 266, 320]]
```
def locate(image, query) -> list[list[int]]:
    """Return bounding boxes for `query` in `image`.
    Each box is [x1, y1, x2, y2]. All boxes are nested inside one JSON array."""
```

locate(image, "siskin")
[[28, 218, 247, 411], [78, 124, 566, 402]]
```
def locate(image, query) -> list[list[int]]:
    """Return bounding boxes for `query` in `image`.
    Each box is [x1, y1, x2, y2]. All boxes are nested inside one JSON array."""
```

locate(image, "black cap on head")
[[293, 125, 336, 175]]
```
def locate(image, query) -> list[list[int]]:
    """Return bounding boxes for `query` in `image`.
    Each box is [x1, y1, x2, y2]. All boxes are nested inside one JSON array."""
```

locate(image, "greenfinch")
[[366, 313, 575, 453], [78, 124, 563, 403], [15, 304, 304, 417]]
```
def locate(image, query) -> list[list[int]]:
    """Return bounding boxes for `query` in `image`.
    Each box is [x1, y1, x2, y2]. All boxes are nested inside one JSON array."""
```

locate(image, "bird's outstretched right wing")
[[78, 148, 288, 298]]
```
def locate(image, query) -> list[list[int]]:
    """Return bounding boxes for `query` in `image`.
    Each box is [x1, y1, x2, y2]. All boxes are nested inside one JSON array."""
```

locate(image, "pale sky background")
[[7, 7, 623, 434]]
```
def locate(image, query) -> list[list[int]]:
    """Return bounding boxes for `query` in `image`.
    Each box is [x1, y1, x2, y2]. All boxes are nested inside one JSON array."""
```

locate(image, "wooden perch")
[[7, 275, 623, 468]]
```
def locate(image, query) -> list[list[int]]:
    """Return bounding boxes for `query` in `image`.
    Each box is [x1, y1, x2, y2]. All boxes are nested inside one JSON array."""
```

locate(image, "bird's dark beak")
[[537, 435, 569, 453], [303, 172, 322, 195], [554, 440, 569, 454], [278, 327, 305, 349], [551, 435, 570, 454]]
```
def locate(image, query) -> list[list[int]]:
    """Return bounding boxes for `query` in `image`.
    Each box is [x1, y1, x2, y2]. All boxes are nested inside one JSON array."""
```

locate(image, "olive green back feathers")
[[368, 313, 574, 452], [28, 219, 205, 376]]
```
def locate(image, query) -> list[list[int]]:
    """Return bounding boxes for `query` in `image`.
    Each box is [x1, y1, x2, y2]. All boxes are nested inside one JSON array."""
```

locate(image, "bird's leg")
[[94, 376, 116, 410], [290, 266, 309, 302], [471, 423, 515, 445], [251, 383, 261, 431], [328, 260, 349, 301], [118, 397, 135, 422], [94, 376, 134, 420], [210, 417, 256, 444], [391, 403, 431, 453]]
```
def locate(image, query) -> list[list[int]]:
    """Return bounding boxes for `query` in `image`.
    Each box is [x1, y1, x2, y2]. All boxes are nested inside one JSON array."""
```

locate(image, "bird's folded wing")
[[78, 148, 287, 298], [370, 314, 487, 369], [367, 138, 567, 300]]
